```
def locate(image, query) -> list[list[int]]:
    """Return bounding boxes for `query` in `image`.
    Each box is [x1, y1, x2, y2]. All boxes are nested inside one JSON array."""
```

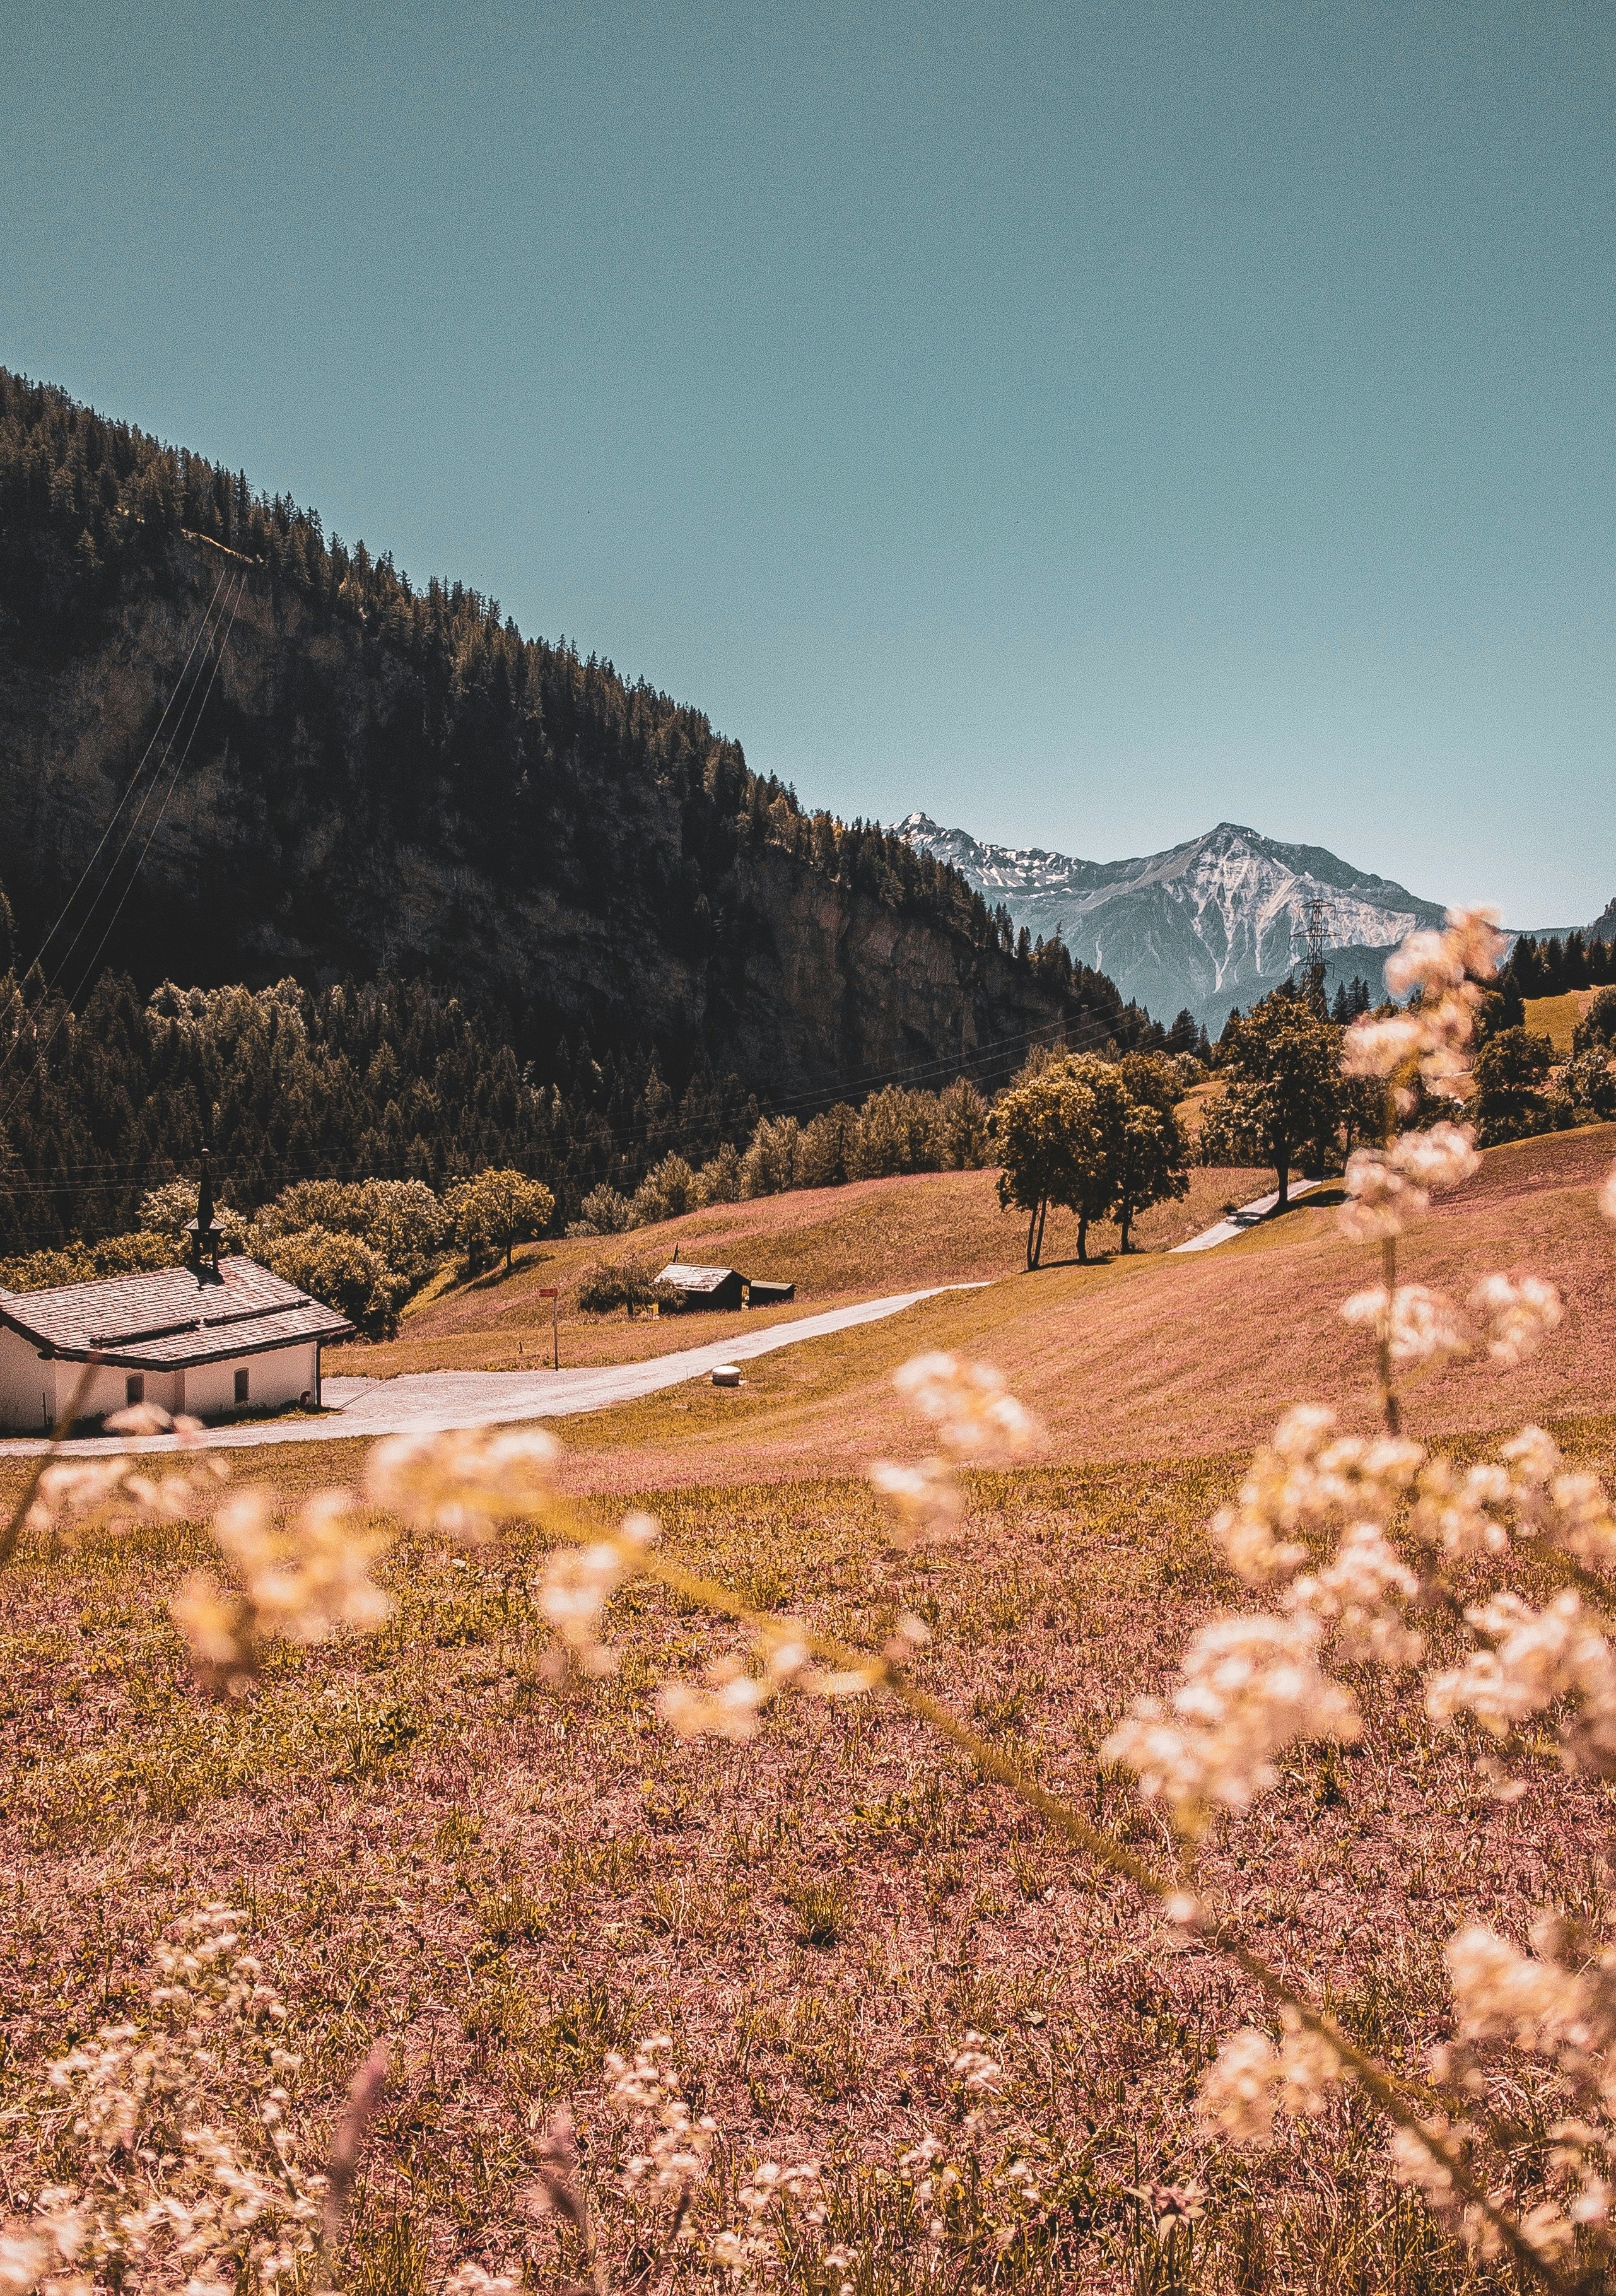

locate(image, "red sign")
[[537, 1286, 559, 1297]]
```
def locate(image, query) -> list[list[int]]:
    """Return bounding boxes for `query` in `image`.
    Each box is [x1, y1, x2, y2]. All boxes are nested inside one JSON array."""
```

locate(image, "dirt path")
[[1171, 1176, 1323, 1252]]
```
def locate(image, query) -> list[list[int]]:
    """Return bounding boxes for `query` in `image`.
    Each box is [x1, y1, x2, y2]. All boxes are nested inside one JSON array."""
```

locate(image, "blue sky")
[[3, 1, 1611, 923]]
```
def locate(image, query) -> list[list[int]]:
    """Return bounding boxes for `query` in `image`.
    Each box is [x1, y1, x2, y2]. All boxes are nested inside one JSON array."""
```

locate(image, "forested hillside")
[[0, 372, 1152, 1246]]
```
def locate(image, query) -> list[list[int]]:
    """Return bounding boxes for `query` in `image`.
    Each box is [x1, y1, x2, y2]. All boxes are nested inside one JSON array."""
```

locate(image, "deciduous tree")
[[991, 1053, 1132, 1267], [444, 1168, 555, 1272], [1215, 984, 1342, 1208]]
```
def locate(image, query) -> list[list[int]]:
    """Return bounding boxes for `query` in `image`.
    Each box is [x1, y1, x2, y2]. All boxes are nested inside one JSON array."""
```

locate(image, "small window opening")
[[234, 1367, 250, 1405], [126, 1374, 144, 1407]]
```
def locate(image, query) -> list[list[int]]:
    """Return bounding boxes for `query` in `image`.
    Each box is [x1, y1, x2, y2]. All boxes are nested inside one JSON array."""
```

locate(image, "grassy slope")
[[334, 1164, 1271, 1379], [1525, 987, 1598, 1053], [547, 1120, 1616, 1496], [5, 1449, 1612, 2290]]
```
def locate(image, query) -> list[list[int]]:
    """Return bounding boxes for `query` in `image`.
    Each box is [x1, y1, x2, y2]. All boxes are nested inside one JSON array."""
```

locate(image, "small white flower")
[[1103, 1612, 1359, 1834], [891, 1353, 1038, 1464], [1340, 1284, 1470, 1371], [1467, 1274, 1563, 1368]]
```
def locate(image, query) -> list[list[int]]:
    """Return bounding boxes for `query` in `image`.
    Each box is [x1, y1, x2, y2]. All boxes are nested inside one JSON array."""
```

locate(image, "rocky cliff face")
[[0, 531, 1072, 1098]]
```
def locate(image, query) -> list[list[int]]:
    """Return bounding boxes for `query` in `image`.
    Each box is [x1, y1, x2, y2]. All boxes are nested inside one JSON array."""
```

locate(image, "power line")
[[742, 1006, 1121, 1122], [0, 571, 247, 1135], [0, 568, 243, 1111], [10, 564, 231, 993], [49, 572, 247, 1029]]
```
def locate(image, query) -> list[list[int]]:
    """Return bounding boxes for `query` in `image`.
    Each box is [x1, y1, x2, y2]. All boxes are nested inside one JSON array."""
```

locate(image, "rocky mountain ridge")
[[895, 814, 1447, 1026], [896, 813, 1604, 1027]]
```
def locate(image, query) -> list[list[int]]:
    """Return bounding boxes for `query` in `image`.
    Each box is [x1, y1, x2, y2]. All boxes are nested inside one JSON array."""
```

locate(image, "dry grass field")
[[1523, 990, 1599, 1055], [333, 1165, 1271, 1380], [7, 1436, 1614, 2293], [4, 1123, 1615, 2290], [549, 1124, 1616, 1498]]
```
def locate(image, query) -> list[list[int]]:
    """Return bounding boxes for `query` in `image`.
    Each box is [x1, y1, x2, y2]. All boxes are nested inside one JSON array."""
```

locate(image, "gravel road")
[[0, 1285, 983, 1457]]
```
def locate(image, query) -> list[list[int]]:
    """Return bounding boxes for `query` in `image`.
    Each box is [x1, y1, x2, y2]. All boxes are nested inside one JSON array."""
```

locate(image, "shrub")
[[254, 1224, 408, 1340], [630, 1153, 698, 1226], [0, 1243, 95, 1291], [1554, 1046, 1616, 1125], [137, 1176, 250, 1252], [86, 1230, 186, 1277], [252, 1178, 449, 1290], [576, 1254, 677, 1316], [0, 1230, 184, 1292], [574, 1185, 633, 1236]]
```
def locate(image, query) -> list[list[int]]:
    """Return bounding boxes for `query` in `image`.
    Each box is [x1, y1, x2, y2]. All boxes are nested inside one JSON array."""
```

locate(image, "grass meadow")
[[1522, 993, 1600, 1057], [4, 1122, 1615, 2292], [331, 1164, 1273, 1381]]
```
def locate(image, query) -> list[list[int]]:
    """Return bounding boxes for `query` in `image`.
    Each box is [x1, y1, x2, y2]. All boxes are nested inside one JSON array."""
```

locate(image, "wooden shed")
[[657, 1262, 747, 1313]]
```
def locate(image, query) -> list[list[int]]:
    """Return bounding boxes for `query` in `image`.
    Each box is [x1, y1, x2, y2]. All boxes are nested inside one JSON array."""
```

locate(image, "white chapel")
[[0, 1165, 352, 1434]]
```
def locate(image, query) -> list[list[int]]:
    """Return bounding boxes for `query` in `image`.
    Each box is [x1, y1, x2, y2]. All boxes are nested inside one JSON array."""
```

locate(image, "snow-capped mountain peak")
[[895, 814, 1448, 1026]]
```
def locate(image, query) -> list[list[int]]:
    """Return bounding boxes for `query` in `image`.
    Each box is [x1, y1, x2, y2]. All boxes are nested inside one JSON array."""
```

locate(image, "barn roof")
[[0, 1257, 353, 1369], [657, 1262, 745, 1293]]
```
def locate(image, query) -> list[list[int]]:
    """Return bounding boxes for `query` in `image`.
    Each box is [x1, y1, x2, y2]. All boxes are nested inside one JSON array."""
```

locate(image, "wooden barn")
[[0, 1169, 353, 1434], [655, 1263, 796, 1313], [657, 1262, 747, 1313]]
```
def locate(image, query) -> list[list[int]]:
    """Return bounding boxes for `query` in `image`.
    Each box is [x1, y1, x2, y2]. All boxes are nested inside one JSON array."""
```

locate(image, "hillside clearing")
[[335, 1164, 1270, 1379], [1523, 987, 1600, 1053], [547, 1121, 1616, 1494]]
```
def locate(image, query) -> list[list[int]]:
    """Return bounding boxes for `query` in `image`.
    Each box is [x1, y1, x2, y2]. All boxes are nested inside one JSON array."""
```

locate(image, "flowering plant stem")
[[1376, 1082, 1403, 1438], [529, 1497, 1574, 2296], [1378, 1233, 1402, 1437]]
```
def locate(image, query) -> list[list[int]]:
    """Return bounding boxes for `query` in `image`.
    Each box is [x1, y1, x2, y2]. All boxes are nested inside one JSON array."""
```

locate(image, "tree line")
[[1197, 964, 1616, 1183], [8, 967, 1606, 1328], [0, 949, 762, 1258], [569, 1078, 997, 1238], [1499, 929, 1616, 999]]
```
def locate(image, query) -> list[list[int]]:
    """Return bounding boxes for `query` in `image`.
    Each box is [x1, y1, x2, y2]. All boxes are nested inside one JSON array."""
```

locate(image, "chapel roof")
[[0, 1256, 353, 1369]]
